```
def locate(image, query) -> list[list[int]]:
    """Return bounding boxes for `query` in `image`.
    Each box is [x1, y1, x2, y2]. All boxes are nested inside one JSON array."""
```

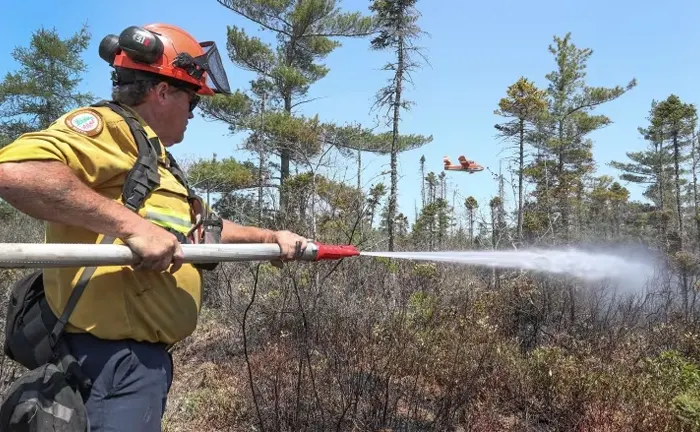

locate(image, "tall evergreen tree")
[[369, 0, 433, 251], [651, 94, 697, 251], [494, 77, 548, 242], [0, 24, 94, 142], [609, 99, 677, 244], [540, 33, 636, 241]]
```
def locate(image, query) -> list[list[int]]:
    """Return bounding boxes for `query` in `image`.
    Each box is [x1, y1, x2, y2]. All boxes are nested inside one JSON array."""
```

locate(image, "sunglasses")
[[174, 86, 200, 112]]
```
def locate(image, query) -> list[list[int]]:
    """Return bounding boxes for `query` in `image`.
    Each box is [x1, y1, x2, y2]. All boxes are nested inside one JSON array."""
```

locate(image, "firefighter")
[[0, 23, 307, 431]]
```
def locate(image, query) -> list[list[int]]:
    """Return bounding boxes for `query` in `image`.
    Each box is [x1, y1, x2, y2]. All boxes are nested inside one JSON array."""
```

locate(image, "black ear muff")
[[98, 34, 120, 65], [117, 26, 164, 64]]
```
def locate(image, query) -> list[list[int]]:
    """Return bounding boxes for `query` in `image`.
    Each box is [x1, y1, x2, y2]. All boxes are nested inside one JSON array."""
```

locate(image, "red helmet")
[[99, 23, 230, 96]]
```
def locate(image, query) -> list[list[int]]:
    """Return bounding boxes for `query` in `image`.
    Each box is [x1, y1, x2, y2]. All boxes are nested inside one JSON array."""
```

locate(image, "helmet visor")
[[198, 42, 230, 95], [172, 41, 231, 95]]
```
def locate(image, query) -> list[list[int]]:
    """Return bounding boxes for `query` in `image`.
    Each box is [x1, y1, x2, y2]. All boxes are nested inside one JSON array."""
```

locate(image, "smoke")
[[360, 244, 666, 295]]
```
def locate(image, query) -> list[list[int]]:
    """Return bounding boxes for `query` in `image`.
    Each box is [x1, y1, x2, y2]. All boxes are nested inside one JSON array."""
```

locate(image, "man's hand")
[[122, 221, 184, 273], [218, 220, 308, 268], [268, 230, 308, 268], [272, 230, 308, 260]]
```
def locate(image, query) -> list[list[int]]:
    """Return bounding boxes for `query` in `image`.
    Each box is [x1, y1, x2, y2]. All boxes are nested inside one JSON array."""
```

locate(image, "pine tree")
[[0, 24, 94, 142], [540, 33, 636, 241], [609, 99, 677, 244], [494, 77, 548, 242], [652, 94, 697, 251], [369, 0, 432, 251]]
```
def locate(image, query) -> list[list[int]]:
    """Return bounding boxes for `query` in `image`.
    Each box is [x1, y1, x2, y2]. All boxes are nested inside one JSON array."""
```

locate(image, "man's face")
[[153, 83, 199, 146]]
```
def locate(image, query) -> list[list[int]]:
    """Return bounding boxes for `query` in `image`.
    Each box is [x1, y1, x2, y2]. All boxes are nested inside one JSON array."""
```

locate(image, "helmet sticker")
[[65, 109, 104, 137]]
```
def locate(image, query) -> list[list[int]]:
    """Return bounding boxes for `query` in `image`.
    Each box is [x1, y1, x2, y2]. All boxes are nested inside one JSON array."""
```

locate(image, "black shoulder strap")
[[92, 100, 194, 204], [91, 100, 163, 211], [48, 100, 190, 348]]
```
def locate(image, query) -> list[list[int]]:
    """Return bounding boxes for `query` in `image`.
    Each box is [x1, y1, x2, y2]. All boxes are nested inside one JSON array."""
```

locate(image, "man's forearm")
[[221, 219, 276, 244], [0, 161, 151, 239]]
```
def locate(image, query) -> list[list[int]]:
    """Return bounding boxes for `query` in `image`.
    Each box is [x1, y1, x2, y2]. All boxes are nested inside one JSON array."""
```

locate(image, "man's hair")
[[111, 80, 159, 106]]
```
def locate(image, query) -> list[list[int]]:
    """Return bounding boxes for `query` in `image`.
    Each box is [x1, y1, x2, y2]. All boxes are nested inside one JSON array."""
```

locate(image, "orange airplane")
[[443, 155, 484, 174]]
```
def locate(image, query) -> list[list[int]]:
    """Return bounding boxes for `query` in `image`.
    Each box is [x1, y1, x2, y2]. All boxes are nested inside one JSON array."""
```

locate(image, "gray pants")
[[64, 332, 173, 432]]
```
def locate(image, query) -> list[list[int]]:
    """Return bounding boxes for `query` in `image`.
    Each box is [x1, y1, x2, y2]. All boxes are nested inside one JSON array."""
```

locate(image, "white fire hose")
[[0, 242, 360, 268]]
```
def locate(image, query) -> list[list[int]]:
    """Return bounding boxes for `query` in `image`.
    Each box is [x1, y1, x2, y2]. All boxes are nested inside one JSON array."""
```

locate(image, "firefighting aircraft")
[[443, 155, 485, 174]]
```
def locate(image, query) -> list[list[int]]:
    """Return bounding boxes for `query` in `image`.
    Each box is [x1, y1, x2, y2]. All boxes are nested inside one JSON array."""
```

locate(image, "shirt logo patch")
[[65, 109, 103, 137]]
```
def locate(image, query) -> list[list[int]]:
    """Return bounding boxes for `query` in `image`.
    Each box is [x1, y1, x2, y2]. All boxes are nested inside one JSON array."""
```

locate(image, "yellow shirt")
[[0, 104, 202, 344]]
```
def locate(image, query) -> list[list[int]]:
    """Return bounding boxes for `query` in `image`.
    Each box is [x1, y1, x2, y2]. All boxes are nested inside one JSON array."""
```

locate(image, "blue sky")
[[2, 0, 699, 226]]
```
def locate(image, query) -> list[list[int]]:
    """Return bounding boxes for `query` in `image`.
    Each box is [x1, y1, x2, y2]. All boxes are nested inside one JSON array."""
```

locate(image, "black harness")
[[93, 100, 197, 238], [90, 99, 223, 257]]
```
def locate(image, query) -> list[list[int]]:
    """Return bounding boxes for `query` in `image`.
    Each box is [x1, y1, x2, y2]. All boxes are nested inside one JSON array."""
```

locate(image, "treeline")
[[3, 1, 700, 431]]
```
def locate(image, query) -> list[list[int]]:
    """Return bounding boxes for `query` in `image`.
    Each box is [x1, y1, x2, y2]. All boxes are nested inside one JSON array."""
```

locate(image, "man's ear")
[[154, 82, 171, 105]]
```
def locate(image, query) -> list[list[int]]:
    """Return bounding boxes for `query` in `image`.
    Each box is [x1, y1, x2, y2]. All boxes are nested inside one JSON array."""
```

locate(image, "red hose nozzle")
[[302, 242, 360, 261]]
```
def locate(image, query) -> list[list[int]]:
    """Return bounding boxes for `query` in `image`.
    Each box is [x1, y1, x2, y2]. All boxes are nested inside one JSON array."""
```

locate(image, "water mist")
[[360, 245, 664, 294]]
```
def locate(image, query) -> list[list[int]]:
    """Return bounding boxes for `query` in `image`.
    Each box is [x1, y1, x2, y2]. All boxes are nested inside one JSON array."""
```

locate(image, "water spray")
[[360, 248, 660, 282]]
